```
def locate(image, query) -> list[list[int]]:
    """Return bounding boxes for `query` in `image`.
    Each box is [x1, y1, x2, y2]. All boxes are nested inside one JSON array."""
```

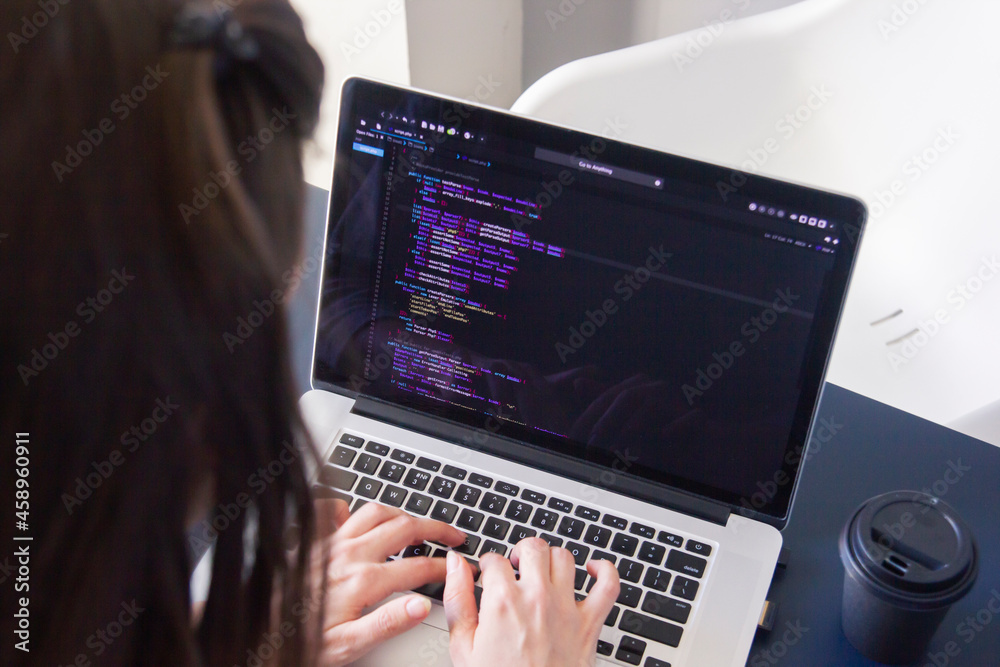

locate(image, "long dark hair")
[[0, 0, 324, 664]]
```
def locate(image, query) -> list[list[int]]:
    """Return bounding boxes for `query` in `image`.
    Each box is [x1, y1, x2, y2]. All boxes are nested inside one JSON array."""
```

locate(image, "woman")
[[0, 0, 618, 665]]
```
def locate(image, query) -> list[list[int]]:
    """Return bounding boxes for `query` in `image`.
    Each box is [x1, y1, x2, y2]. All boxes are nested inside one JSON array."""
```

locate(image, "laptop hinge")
[[351, 397, 731, 526]]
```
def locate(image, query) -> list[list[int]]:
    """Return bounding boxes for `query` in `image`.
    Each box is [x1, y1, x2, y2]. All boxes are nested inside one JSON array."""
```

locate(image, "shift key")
[[618, 610, 683, 647]]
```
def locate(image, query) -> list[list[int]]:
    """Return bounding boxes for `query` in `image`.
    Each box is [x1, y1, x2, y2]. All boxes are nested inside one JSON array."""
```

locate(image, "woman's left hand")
[[311, 499, 465, 666]]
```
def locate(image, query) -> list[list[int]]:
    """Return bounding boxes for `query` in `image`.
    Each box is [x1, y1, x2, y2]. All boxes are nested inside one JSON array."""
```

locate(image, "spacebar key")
[[619, 610, 683, 647]]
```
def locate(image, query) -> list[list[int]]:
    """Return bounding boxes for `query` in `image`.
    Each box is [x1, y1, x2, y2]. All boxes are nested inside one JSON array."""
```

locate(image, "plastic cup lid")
[[843, 491, 978, 603]]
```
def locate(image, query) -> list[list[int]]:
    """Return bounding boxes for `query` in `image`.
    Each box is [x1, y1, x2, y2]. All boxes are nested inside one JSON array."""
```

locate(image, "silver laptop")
[[299, 77, 865, 666]]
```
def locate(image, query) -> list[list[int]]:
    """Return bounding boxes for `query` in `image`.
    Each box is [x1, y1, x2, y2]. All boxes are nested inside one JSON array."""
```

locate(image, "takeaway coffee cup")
[[839, 491, 978, 664]]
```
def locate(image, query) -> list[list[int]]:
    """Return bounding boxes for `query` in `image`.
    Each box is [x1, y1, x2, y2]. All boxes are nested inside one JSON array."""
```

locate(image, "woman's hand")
[[313, 500, 465, 666], [444, 537, 620, 667]]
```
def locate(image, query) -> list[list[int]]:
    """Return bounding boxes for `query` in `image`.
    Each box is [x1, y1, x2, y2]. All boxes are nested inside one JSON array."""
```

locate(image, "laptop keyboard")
[[315, 431, 716, 666]]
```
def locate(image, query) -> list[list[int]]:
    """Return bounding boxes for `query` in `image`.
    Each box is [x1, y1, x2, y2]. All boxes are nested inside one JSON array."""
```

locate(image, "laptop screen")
[[314, 78, 865, 524]]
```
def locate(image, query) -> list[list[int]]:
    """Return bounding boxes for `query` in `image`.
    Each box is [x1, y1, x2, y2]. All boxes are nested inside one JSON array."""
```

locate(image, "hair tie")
[[168, 4, 260, 64]]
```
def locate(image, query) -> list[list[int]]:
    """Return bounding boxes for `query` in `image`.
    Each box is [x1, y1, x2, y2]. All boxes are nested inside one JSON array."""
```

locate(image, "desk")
[[747, 383, 1000, 667], [293, 185, 999, 667]]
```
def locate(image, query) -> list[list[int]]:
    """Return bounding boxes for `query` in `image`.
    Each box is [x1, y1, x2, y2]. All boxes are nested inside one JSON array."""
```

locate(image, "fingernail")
[[446, 550, 459, 573], [406, 596, 432, 619]]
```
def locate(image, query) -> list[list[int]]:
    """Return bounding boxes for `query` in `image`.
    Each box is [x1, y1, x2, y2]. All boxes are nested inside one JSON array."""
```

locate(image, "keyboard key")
[[584, 524, 611, 548], [339, 433, 364, 447], [540, 533, 563, 547], [666, 549, 707, 579], [605, 605, 621, 627], [494, 481, 518, 496], [508, 525, 536, 545], [630, 523, 656, 539], [574, 568, 588, 590], [402, 543, 431, 558], [329, 446, 356, 467], [403, 468, 432, 491], [521, 489, 546, 504], [479, 540, 507, 557], [365, 441, 390, 456], [483, 517, 511, 540], [644, 658, 671, 667], [379, 485, 406, 507], [455, 484, 482, 506], [642, 567, 671, 592], [442, 464, 467, 480], [531, 509, 559, 531], [602, 514, 628, 530], [685, 540, 712, 557], [469, 473, 493, 488], [480, 492, 507, 515], [612, 533, 639, 557], [617, 559, 644, 584], [431, 548, 448, 558], [592, 550, 617, 564], [557, 515, 585, 540], [429, 476, 457, 498], [430, 500, 458, 524], [616, 636, 647, 665], [638, 541, 666, 565], [353, 453, 380, 475], [575, 505, 600, 522], [504, 501, 533, 523], [355, 477, 383, 499], [670, 576, 699, 601], [457, 509, 485, 532], [547, 497, 573, 513], [566, 542, 590, 565], [617, 582, 642, 607], [377, 461, 406, 483], [312, 485, 350, 502], [455, 534, 481, 555], [416, 456, 441, 471], [642, 592, 691, 624], [657, 532, 683, 548], [319, 465, 357, 491], [405, 493, 432, 516], [619, 610, 683, 648], [390, 449, 415, 464], [596, 640, 613, 656]]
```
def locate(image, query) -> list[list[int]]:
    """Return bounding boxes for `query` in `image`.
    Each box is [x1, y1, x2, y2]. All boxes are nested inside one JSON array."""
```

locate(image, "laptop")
[[299, 76, 866, 666]]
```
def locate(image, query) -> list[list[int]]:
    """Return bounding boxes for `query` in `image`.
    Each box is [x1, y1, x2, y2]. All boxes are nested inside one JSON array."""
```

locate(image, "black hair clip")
[[168, 3, 259, 63]]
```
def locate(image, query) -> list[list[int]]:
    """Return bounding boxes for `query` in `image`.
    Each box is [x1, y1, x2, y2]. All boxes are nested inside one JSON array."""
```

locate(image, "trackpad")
[[349, 618, 451, 667]]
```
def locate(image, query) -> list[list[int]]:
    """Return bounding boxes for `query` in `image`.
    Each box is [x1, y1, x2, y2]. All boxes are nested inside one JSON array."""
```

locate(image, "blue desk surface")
[[294, 185, 999, 667]]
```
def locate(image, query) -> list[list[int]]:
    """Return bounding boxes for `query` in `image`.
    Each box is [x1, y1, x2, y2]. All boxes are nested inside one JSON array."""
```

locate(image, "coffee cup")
[[839, 491, 978, 664]]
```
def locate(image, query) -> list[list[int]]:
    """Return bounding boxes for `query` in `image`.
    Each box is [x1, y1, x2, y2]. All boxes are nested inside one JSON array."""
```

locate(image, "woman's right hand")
[[443, 537, 620, 667]]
